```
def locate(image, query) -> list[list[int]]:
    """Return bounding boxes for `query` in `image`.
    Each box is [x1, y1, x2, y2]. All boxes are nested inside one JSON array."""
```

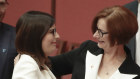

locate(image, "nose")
[[93, 30, 100, 39], [55, 32, 60, 39]]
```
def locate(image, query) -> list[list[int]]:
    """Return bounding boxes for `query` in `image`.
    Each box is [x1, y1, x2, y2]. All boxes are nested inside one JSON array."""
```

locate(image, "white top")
[[136, 3, 140, 66], [97, 76, 100, 79], [12, 54, 56, 79], [85, 51, 137, 79]]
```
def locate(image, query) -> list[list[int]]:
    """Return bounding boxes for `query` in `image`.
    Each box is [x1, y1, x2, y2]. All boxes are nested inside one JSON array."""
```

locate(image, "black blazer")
[[49, 40, 140, 79], [0, 23, 17, 79], [124, 0, 138, 60]]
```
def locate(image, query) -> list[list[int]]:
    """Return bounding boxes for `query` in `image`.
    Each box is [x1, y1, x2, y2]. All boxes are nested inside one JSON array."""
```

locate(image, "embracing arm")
[[49, 48, 80, 76], [48, 40, 93, 77]]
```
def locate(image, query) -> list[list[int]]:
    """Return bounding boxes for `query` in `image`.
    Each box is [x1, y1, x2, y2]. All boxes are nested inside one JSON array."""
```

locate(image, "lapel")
[[118, 46, 140, 77], [113, 70, 137, 79], [85, 49, 103, 79], [84, 45, 139, 79], [46, 66, 56, 79], [114, 46, 139, 79]]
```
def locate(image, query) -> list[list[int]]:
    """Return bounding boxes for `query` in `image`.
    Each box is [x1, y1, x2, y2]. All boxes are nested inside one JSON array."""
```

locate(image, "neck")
[[98, 45, 127, 78], [103, 45, 126, 62]]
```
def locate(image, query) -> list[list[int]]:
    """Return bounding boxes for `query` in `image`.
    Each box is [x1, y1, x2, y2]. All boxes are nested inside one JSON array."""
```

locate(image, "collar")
[[119, 46, 140, 74], [87, 41, 103, 56], [87, 41, 140, 74]]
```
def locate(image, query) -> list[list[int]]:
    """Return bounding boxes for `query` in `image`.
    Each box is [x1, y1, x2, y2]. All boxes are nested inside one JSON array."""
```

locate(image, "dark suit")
[[49, 40, 140, 79], [0, 23, 17, 79], [124, 0, 138, 61]]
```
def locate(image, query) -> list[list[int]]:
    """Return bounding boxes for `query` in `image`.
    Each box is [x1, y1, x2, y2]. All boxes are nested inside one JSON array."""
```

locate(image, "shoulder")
[[124, 0, 138, 7], [2, 23, 16, 35], [119, 52, 140, 78], [79, 40, 99, 52], [13, 54, 39, 74], [1, 23, 16, 34], [20, 54, 37, 63], [20, 54, 34, 60], [16, 54, 38, 68], [80, 40, 97, 48], [12, 54, 40, 79], [2, 23, 15, 29]]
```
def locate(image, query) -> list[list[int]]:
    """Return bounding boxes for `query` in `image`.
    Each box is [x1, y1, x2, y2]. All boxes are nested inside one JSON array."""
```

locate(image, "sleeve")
[[48, 40, 91, 77], [12, 55, 39, 79]]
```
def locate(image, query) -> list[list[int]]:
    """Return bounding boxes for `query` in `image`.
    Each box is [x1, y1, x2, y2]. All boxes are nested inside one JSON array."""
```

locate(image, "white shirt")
[[136, 3, 140, 66], [12, 54, 56, 79], [85, 51, 137, 79]]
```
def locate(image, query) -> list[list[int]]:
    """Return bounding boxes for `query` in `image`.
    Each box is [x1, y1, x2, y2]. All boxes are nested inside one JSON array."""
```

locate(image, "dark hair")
[[16, 11, 55, 70], [92, 5, 138, 46]]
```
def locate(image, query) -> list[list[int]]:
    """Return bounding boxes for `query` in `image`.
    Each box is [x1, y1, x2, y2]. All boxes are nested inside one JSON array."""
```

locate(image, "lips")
[[52, 42, 58, 48], [98, 40, 104, 44], [51, 42, 57, 47], [52, 42, 56, 44]]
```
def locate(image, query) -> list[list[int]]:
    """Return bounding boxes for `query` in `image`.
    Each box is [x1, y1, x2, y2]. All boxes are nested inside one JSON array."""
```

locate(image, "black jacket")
[[49, 40, 140, 79], [0, 23, 17, 79]]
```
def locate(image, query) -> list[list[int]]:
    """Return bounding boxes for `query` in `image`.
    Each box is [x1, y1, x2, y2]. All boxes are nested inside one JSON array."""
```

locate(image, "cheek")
[[42, 35, 56, 56], [42, 34, 53, 47], [98, 37, 110, 48], [42, 42, 56, 56], [42, 36, 51, 50]]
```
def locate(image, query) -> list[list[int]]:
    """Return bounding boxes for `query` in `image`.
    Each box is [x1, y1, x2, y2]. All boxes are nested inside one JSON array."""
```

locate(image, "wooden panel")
[[67, 42, 80, 51]]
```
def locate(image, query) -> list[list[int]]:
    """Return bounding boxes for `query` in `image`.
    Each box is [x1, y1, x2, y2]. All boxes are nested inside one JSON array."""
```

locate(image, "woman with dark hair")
[[49, 5, 140, 79], [12, 11, 59, 79]]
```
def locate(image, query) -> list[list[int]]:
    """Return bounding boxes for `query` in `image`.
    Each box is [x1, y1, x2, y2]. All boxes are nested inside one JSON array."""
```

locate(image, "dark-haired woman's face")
[[42, 24, 60, 57]]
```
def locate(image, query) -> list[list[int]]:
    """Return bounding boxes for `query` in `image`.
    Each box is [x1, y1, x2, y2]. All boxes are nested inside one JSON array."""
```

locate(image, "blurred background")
[[4, 0, 133, 43]]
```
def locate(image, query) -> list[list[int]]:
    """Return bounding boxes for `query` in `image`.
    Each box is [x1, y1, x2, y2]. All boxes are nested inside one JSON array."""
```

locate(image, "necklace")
[[106, 72, 109, 75]]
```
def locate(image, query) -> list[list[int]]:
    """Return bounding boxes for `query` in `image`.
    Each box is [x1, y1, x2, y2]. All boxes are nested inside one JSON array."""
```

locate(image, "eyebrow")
[[49, 27, 56, 29], [96, 27, 107, 32]]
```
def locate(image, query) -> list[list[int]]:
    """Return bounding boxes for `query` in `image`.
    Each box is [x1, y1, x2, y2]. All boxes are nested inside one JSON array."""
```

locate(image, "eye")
[[96, 27, 108, 37], [48, 29, 56, 35]]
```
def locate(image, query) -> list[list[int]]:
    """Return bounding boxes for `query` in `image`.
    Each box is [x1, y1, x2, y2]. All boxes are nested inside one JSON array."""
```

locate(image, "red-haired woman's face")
[[93, 18, 111, 50]]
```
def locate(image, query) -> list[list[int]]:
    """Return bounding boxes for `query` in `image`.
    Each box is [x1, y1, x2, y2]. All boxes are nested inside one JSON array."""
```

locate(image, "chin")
[[97, 43, 104, 49], [50, 47, 57, 53], [44, 47, 57, 56]]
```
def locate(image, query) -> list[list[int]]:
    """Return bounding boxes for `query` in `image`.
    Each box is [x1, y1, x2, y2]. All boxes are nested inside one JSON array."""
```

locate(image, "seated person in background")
[[124, 0, 140, 66], [49, 5, 140, 79], [12, 11, 59, 79], [0, 0, 17, 79]]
